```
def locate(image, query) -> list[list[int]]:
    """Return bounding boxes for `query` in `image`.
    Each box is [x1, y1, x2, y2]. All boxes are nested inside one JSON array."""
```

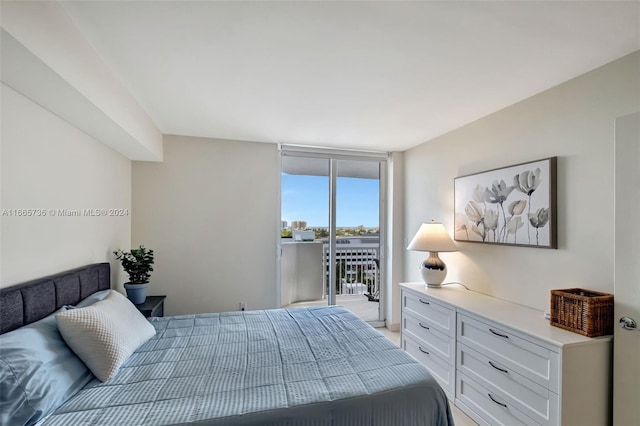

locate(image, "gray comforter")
[[41, 306, 453, 425]]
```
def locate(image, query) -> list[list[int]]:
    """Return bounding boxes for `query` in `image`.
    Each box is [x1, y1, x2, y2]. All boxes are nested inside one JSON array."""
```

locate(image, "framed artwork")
[[454, 157, 557, 248]]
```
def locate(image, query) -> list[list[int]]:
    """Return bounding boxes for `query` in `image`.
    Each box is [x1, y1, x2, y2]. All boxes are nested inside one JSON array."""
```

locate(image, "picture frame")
[[454, 157, 557, 248]]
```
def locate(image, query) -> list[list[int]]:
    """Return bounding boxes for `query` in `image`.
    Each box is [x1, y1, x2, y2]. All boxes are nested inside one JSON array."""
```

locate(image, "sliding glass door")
[[279, 147, 386, 325]]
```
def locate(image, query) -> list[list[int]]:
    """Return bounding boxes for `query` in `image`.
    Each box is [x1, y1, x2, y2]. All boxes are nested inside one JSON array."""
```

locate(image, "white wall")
[[0, 84, 131, 287], [403, 51, 640, 312], [132, 135, 279, 316]]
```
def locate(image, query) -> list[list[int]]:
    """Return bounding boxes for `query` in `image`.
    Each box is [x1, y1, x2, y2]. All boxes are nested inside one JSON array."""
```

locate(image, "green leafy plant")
[[113, 245, 154, 284]]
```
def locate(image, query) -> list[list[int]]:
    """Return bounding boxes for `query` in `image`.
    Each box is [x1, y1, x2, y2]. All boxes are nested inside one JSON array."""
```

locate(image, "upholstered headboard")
[[0, 263, 110, 335]]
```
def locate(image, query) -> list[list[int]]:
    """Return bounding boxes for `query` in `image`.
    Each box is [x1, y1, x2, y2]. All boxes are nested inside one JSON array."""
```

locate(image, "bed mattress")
[[40, 306, 453, 425]]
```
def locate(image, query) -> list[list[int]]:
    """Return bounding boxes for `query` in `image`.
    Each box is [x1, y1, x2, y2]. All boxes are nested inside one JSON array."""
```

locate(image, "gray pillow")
[[73, 289, 111, 308]]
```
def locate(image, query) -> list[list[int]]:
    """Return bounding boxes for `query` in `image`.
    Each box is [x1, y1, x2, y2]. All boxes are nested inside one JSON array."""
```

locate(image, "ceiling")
[[60, 0, 640, 152]]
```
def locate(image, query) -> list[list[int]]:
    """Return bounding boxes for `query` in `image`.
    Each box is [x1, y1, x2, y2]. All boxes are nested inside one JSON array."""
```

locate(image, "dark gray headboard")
[[0, 263, 110, 334]]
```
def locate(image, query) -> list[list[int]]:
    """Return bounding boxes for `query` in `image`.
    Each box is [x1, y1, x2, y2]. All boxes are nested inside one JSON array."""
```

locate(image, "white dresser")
[[400, 283, 612, 426]]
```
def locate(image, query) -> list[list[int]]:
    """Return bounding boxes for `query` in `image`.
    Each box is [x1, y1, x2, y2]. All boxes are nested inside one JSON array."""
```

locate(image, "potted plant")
[[114, 245, 154, 304]]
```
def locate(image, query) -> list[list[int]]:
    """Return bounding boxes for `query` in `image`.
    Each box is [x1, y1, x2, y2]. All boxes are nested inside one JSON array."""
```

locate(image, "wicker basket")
[[550, 288, 614, 337]]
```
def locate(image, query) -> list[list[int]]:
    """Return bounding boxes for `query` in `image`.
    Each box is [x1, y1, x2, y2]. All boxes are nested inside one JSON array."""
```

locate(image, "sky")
[[281, 174, 379, 227]]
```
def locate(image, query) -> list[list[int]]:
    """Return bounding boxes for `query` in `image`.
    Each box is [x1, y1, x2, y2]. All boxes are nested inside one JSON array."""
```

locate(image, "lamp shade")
[[407, 222, 458, 252]]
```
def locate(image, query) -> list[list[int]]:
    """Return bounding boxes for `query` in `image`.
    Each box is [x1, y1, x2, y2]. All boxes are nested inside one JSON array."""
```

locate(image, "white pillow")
[[55, 290, 156, 381]]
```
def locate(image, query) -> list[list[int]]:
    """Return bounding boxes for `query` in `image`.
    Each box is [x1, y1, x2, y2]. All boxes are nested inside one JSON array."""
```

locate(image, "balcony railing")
[[322, 243, 380, 300]]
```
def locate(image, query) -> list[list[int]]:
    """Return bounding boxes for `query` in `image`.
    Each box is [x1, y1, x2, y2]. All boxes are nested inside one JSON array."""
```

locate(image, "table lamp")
[[407, 221, 458, 288]]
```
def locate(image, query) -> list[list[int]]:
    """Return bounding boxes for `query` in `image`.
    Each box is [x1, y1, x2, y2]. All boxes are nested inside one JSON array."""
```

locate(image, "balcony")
[[281, 238, 380, 322]]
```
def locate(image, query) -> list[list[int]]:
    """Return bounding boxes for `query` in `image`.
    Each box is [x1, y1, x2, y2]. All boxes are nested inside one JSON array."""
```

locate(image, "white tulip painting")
[[454, 157, 557, 248]]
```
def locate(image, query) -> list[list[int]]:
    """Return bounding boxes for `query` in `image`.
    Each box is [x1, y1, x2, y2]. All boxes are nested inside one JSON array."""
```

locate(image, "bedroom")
[[1, 1, 639, 425]]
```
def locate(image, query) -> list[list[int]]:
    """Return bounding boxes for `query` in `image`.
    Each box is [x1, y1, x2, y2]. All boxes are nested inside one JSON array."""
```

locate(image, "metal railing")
[[322, 243, 380, 300]]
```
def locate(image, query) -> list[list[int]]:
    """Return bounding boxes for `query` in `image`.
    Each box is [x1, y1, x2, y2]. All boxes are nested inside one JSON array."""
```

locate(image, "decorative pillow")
[[0, 308, 93, 426], [55, 290, 156, 382]]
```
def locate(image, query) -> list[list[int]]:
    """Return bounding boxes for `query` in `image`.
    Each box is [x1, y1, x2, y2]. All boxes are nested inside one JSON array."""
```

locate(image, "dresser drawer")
[[458, 343, 558, 425], [457, 373, 541, 426], [403, 310, 454, 363], [457, 313, 559, 391], [403, 334, 455, 399], [402, 290, 455, 337]]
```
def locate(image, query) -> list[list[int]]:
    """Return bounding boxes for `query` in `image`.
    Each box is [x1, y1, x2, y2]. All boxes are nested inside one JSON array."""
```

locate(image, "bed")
[[0, 263, 453, 426]]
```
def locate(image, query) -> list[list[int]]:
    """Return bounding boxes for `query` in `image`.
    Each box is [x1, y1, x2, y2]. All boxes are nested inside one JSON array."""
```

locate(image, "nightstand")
[[135, 295, 166, 318]]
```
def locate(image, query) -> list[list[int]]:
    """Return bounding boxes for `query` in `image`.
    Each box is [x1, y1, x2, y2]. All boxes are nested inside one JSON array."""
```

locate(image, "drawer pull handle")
[[418, 322, 430, 330], [418, 346, 430, 355], [419, 298, 430, 305], [488, 361, 509, 374], [488, 393, 508, 408], [489, 328, 509, 338]]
